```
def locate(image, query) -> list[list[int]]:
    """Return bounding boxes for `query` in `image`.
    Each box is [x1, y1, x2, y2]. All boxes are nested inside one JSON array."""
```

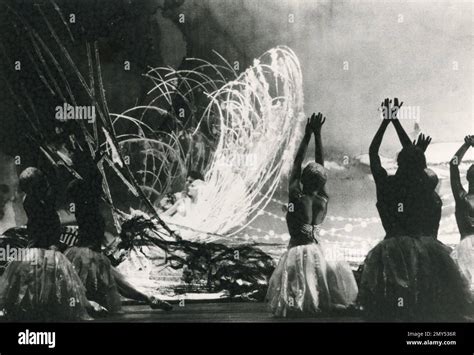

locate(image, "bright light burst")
[[115, 46, 305, 238]]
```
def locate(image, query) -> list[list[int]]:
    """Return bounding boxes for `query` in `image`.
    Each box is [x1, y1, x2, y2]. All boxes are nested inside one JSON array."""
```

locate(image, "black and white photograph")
[[0, 0, 472, 352]]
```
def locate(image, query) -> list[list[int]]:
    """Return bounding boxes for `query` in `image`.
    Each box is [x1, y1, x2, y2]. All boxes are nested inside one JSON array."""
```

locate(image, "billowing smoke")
[[1, 0, 471, 163], [174, 0, 473, 159]]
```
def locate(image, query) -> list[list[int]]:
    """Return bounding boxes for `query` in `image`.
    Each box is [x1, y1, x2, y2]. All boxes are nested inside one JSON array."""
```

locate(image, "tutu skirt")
[[451, 236, 474, 293], [64, 247, 122, 313], [0, 248, 90, 321], [266, 242, 358, 317], [360, 236, 472, 321]]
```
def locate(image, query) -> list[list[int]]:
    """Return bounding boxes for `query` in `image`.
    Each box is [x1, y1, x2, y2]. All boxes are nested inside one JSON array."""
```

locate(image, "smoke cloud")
[[177, 0, 473, 158]]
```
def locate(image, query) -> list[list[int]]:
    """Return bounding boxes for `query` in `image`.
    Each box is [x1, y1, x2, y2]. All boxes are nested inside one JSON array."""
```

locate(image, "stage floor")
[[102, 302, 363, 322]]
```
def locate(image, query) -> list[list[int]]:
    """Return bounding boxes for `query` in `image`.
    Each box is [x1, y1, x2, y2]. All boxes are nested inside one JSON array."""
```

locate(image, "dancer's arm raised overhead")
[[289, 115, 314, 193], [413, 133, 432, 152], [310, 112, 326, 166], [450, 135, 474, 201], [388, 98, 412, 148], [308, 112, 328, 198], [369, 100, 390, 183]]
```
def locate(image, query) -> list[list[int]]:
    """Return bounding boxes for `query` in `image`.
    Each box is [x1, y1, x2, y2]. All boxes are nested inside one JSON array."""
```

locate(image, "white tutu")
[[0, 248, 91, 321], [266, 242, 358, 317], [451, 236, 474, 292]]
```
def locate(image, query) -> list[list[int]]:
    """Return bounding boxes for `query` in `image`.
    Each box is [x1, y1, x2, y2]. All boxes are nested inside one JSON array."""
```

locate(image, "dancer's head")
[[185, 170, 204, 193], [301, 162, 327, 193], [19, 167, 48, 197], [186, 170, 204, 183], [467, 164, 474, 189], [397, 145, 426, 175], [187, 179, 204, 200], [424, 168, 439, 191]]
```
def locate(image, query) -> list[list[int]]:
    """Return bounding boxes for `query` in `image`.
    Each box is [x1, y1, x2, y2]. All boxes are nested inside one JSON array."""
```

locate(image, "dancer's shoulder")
[[288, 185, 303, 200]]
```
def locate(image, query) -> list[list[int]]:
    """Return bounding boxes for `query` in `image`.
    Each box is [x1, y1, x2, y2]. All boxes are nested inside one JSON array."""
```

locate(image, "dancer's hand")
[[464, 135, 474, 147], [380, 97, 403, 120], [413, 133, 432, 152], [306, 112, 325, 135], [313, 112, 326, 133], [305, 115, 313, 136]]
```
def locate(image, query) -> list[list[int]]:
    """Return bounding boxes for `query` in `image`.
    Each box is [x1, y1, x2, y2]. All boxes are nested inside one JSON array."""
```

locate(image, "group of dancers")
[[0, 146, 172, 321], [266, 98, 473, 321], [0, 97, 472, 321]]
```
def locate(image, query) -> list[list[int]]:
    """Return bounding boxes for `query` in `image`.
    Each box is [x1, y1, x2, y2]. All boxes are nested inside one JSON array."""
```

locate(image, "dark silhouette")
[[65, 147, 172, 312], [19, 168, 61, 249], [360, 98, 471, 321], [450, 135, 474, 291], [369, 98, 440, 238], [66, 147, 107, 251], [0, 167, 93, 321], [450, 135, 474, 239]]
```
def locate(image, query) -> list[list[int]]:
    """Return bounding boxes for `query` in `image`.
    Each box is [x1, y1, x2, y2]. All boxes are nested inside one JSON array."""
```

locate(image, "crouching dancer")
[[0, 167, 104, 320]]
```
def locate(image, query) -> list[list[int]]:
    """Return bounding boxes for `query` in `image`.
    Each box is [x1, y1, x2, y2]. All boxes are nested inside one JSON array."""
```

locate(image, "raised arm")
[[450, 135, 473, 201], [388, 98, 412, 148], [369, 101, 391, 182], [311, 112, 326, 166], [310, 112, 328, 197], [289, 116, 313, 192]]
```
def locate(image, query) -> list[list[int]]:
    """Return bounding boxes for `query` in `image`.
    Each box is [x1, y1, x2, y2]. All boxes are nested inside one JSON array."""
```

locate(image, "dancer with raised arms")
[[266, 113, 358, 317], [360, 98, 471, 321], [450, 135, 474, 292]]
